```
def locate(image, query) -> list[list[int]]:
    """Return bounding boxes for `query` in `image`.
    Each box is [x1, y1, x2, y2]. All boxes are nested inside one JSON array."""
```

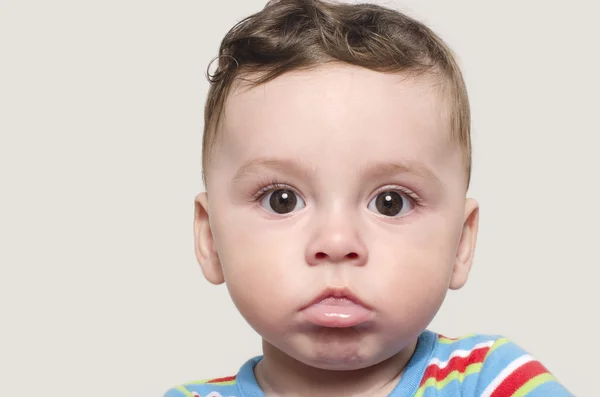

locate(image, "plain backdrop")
[[1, 0, 598, 396]]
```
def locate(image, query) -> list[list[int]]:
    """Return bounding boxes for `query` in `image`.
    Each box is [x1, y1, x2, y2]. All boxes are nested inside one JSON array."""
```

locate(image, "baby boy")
[[165, 1, 572, 396]]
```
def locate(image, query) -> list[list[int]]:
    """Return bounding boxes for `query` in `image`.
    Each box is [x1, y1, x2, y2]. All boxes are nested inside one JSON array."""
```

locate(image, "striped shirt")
[[164, 330, 572, 397]]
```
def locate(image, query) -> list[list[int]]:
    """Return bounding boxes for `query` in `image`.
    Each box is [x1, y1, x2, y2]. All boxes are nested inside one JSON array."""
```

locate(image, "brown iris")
[[269, 189, 298, 214], [375, 191, 403, 216]]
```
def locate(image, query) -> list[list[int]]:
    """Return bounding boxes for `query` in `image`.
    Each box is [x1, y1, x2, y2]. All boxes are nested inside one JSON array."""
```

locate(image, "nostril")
[[346, 252, 358, 260], [315, 252, 327, 260]]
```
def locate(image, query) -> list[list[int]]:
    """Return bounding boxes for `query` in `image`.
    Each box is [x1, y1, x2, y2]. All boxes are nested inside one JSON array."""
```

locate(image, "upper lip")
[[302, 287, 371, 310]]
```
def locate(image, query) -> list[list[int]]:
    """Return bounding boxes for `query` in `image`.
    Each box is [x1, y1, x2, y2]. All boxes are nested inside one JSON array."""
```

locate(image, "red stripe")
[[206, 375, 236, 384], [489, 360, 548, 397], [420, 346, 490, 386]]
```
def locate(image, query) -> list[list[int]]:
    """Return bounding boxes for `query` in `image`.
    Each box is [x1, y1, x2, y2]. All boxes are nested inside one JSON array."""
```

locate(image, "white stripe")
[[481, 354, 535, 397], [428, 341, 495, 369]]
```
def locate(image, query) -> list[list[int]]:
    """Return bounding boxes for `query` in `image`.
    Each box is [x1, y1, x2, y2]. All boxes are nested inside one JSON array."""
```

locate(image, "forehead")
[[212, 64, 461, 185]]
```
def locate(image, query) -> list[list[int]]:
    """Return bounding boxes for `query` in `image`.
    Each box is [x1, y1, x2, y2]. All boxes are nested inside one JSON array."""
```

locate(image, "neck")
[[254, 340, 418, 397]]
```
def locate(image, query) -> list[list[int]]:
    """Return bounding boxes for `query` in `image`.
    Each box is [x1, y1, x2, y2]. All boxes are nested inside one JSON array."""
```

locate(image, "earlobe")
[[194, 192, 225, 285], [449, 198, 479, 290]]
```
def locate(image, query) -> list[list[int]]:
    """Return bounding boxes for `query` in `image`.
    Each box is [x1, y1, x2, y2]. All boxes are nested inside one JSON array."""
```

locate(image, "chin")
[[285, 334, 386, 371], [306, 357, 376, 371]]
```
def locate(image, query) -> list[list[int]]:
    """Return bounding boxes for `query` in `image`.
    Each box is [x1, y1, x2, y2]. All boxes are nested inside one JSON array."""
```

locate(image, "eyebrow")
[[232, 157, 317, 183], [359, 161, 444, 187], [232, 157, 443, 187]]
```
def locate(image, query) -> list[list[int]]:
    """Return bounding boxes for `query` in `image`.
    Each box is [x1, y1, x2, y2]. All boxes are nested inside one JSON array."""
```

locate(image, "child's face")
[[196, 64, 478, 370]]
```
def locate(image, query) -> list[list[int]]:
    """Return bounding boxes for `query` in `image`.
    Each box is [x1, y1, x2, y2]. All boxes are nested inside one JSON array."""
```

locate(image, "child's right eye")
[[260, 188, 306, 214]]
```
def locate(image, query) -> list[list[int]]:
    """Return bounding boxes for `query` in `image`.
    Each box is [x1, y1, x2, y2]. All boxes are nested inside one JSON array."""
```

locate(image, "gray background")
[[1, 1, 598, 396]]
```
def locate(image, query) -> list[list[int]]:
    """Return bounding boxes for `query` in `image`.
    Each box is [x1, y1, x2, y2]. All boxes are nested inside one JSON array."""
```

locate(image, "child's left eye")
[[260, 188, 306, 214], [367, 190, 414, 217]]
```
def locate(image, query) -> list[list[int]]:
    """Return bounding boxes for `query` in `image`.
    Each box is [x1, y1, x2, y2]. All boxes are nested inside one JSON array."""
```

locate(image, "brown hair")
[[202, 0, 471, 186]]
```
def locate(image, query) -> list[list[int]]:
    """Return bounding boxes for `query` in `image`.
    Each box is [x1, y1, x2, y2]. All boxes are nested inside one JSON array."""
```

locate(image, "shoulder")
[[472, 335, 573, 396], [414, 333, 502, 395], [421, 332, 504, 380], [163, 375, 239, 397], [422, 332, 572, 396]]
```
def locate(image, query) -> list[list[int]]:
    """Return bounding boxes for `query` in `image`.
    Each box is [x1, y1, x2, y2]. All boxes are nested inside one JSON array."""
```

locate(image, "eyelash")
[[248, 178, 424, 208], [248, 178, 298, 203], [373, 185, 424, 207]]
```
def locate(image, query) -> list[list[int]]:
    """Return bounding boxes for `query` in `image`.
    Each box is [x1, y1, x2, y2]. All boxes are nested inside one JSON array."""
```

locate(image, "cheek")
[[369, 212, 463, 304], [211, 197, 308, 272], [369, 243, 453, 333], [210, 208, 303, 316], [213, 219, 278, 284], [412, 206, 464, 259]]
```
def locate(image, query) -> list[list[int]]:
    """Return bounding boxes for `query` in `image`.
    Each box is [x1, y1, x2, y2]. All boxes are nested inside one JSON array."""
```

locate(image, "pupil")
[[270, 189, 297, 214], [375, 191, 403, 216]]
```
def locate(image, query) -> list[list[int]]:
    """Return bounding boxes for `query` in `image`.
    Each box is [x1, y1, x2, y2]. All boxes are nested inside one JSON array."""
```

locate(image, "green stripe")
[[174, 385, 194, 397], [438, 334, 478, 344], [486, 337, 509, 359], [513, 373, 556, 397]]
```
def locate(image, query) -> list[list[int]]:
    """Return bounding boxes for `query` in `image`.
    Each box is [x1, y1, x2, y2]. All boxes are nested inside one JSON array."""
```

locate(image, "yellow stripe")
[[512, 373, 556, 397], [485, 337, 509, 360], [183, 379, 209, 385], [438, 334, 478, 344], [413, 363, 483, 397], [174, 385, 195, 397]]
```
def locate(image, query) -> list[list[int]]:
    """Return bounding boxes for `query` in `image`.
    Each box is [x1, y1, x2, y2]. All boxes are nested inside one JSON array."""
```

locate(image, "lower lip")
[[301, 297, 373, 328]]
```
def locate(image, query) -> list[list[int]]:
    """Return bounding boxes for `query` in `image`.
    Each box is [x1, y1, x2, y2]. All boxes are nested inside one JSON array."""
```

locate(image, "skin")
[[194, 64, 479, 397]]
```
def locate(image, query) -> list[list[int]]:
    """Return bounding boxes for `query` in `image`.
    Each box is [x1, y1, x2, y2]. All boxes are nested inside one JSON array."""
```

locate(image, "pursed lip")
[[301, 287, 371, 310]]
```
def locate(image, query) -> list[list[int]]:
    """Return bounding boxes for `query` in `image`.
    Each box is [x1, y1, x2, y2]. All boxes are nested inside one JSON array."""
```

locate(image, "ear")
[[194, 192, 225, 285], [449, 198, 479, 290]]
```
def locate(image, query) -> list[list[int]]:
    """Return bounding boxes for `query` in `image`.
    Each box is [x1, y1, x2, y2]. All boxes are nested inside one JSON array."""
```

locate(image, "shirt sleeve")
[[474, 337, 574, 396]]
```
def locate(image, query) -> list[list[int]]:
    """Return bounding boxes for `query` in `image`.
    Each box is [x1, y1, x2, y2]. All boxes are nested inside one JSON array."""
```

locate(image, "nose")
[[305, 212, 368, 267]]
